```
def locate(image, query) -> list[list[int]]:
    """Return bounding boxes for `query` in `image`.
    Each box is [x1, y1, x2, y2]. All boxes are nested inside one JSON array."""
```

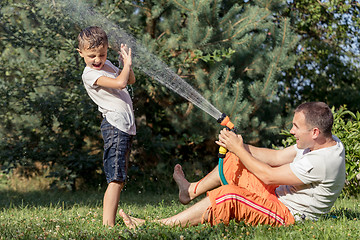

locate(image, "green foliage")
[[280, 0, 360, 112], [1, 0, 358, 195], [0, 0, 300, 190], [280, 106, 360, 196], [126, 0, 299, 170], [0, 0, 104, 190], [332, 106, 360, 196], [192, 48, 236, 63]]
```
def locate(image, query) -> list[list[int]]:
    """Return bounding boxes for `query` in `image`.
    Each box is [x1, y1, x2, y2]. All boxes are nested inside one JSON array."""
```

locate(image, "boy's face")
[[78, 44, 108, 70]]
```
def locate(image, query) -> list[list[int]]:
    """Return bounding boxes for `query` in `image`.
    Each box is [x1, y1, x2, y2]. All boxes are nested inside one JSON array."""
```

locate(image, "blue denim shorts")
[[100, 118, 133, 183]]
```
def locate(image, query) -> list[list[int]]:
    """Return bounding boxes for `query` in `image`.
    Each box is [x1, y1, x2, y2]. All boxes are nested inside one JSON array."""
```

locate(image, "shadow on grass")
[[325, 208, 360, 221], [0, 187, 179, 209]]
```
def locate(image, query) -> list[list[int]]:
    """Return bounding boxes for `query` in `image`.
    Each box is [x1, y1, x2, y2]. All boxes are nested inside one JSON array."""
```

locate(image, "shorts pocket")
[[101, 119, 116, 150]]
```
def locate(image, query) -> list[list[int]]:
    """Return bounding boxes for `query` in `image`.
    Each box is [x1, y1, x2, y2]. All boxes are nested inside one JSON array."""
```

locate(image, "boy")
[[77, 26, 136, 226]]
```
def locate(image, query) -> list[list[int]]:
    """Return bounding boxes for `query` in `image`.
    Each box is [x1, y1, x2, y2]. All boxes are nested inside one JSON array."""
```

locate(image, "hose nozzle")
[[217, 113, 235, 158], [217, 113, 236, 186], [217, 113, 235, 130]]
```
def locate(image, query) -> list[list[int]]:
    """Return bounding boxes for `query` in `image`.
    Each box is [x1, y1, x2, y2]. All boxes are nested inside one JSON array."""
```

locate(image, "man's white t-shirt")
[[82, 60, 136, 135], [276, 135, 345, 221]]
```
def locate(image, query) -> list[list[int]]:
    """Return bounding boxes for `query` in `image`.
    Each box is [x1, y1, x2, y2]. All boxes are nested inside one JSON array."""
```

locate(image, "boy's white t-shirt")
[[276, 135, 345, 221], [82, 60, 136, 135]]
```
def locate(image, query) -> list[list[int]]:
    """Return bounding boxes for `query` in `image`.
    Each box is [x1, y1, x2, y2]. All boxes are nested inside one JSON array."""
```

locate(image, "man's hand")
[[215, 129, 244, 153]]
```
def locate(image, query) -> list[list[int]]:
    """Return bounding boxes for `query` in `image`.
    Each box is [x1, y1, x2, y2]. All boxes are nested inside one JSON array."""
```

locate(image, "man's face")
[[78, 44, 108, 70], [290, 111, 314, 149]]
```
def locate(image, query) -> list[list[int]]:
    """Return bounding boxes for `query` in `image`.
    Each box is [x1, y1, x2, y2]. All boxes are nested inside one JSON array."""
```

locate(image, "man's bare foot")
[[118, 209, 145, 229], [173, 164, 191, 205]]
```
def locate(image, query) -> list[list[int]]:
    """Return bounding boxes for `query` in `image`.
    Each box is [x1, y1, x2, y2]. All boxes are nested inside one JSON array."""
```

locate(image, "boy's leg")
[[173, 164, 221, 205], [103, 181, 124, 226], [100, 119, 133, 226]]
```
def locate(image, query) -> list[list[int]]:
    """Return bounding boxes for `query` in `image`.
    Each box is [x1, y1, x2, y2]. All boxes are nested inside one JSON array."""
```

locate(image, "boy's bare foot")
[[119, 209, 145, 229], [173, 164, 191, 205]]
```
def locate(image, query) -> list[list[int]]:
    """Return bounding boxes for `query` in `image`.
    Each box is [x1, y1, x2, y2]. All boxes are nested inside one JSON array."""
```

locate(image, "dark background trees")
[[0, 0, 359, 192]]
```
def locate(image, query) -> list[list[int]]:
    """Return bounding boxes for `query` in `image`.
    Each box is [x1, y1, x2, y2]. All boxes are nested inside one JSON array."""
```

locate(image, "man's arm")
[[244, 144, 297, 167], [217, 129, 303, 186]]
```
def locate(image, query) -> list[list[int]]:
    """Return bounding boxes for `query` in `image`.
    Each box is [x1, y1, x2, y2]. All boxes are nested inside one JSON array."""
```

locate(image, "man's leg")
[[119, 197, 211, 229], [160, 196, 211, 226], [173, 164, 221, 204], [103, 181, 124, 226]]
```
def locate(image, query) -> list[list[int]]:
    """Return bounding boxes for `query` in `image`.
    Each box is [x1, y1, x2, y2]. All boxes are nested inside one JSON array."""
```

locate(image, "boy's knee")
[[109, 180, 125, 189]]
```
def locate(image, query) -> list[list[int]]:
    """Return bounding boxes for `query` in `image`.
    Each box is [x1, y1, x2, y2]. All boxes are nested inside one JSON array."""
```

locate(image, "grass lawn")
[[0, 173, 359, 239]]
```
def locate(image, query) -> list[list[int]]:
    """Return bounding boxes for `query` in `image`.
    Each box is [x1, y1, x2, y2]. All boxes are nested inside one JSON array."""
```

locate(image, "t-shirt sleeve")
[[82, 69, 104, 89], [290, 154, 324, 185]]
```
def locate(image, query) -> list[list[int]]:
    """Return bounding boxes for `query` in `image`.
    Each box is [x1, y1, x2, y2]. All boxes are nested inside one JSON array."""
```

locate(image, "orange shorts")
[[204, 152, 295, 226]]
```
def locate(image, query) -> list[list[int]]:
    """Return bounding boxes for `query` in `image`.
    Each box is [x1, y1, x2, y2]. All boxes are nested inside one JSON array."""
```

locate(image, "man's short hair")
[[295, 102, 333, 137], [78, 26, 108, 50]]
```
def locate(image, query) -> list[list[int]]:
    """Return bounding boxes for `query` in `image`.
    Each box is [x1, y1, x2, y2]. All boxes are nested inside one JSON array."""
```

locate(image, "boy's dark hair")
[[78, 26, 108, 50], [295, 102, 333, 137]]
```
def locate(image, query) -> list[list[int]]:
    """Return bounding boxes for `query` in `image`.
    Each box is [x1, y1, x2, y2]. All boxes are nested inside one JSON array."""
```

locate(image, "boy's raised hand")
[[119, 43, 132, 68]]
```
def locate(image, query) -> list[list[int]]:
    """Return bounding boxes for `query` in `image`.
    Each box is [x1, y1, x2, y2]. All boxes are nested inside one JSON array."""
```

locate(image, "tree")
[[0, 0, 103, 189], [57, 0, 299, 181], [0, 0, 298, 189], [280, 0, 360, 112]]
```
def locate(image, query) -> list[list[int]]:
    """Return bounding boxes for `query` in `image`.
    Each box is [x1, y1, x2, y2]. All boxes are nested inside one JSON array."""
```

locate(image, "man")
[[119, 102, 346, 228]]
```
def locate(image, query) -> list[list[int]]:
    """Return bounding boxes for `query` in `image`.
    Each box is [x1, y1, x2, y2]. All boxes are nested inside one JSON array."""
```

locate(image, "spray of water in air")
[[56, 0, 223, 120]]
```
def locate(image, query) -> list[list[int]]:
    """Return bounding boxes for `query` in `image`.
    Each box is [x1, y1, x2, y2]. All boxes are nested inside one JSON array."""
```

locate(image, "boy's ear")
[[77, 48, 83, 57]]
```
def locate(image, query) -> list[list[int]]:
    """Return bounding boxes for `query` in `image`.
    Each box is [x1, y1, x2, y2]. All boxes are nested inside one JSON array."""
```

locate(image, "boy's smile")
[[78, 44, 108, 70]]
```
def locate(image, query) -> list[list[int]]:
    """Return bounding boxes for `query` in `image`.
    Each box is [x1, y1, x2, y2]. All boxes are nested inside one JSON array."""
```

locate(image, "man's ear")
[[311, 127, 320, 139], [77, 48, 83, 57]]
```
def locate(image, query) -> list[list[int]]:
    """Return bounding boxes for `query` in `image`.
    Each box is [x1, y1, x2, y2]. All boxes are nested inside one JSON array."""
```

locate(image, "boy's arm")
[[127, 67, 136, 85], [95, 65, 131, 89], [96, 46, 134, 89]]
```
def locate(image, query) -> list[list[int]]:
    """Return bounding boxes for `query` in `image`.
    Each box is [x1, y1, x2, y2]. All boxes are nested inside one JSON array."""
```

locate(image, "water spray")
[[216, 113, 236, 185], [57, 0, 236, 183], [57, 0, 222, 120]]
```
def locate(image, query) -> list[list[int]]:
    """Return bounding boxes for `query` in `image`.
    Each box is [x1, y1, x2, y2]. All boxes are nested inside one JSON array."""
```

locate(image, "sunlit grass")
[[0, 172, 359, 239]]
